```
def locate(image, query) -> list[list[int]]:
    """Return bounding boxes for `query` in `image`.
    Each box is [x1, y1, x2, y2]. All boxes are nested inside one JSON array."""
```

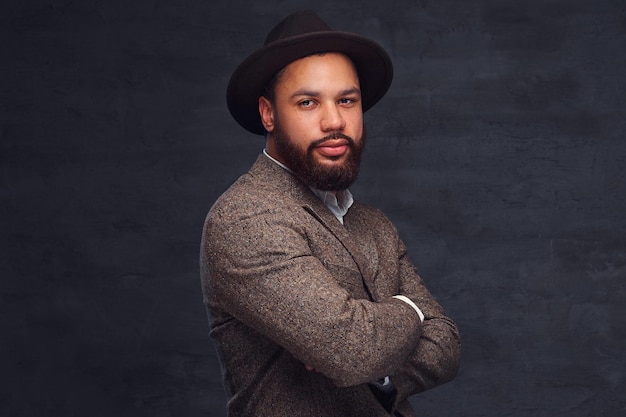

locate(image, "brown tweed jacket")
[[200, 154, 460, 417]]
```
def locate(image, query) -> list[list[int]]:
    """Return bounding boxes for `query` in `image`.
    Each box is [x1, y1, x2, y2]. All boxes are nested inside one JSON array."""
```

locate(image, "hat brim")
[[227, 31, 393, 135]]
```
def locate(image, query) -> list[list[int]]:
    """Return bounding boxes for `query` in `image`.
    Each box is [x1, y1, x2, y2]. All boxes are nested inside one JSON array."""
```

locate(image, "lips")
[[315, 139, 349, 157]]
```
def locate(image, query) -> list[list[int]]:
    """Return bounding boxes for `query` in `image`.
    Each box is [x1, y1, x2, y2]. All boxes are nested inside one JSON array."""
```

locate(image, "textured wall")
[[2, 1, 625, 416]]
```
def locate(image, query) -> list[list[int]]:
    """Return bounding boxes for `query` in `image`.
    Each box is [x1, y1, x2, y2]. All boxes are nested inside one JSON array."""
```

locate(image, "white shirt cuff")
[[392, 295, 425, 323]]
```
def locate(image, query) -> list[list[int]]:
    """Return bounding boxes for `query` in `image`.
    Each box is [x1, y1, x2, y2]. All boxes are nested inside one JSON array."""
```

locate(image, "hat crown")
[[264, 11, 332, 45]]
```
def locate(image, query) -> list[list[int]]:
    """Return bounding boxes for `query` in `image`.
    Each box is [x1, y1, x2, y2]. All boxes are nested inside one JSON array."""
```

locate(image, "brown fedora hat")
[[226, 10, 394, 135]]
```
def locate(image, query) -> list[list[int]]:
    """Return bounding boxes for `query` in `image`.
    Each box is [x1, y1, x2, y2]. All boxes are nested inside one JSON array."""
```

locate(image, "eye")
[[298, 99, 315, 107], [339, 97, 358, 105]]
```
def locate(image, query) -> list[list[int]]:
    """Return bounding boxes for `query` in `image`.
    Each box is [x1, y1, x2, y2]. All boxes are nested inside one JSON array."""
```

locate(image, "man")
[[200, 10, 461, 417]]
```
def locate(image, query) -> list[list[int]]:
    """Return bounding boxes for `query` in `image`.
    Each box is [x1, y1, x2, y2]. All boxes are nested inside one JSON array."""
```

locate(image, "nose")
[[320, 104, 346, 132]]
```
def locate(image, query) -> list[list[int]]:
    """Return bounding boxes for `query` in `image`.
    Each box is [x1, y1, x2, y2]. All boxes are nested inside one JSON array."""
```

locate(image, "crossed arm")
[[204, 205, 460, 391], [391, 239, 461, 402]]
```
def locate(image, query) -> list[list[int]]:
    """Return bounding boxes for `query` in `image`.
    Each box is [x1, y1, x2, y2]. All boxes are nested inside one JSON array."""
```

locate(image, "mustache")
[[309, 133, 356, 148]]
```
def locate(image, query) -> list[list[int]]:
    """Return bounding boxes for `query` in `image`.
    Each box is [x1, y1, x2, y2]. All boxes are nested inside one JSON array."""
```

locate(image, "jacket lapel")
[[250, 154, 378, 300], [301, 202, 378, 301]]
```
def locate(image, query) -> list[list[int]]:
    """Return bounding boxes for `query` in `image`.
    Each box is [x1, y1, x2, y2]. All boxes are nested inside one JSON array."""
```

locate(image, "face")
[[259, 52, 365, 191]]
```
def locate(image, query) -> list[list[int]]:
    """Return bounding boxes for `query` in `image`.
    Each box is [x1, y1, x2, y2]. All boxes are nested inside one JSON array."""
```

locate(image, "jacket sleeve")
[[391, 236, 462, 401], [202, 203, 423, 387]]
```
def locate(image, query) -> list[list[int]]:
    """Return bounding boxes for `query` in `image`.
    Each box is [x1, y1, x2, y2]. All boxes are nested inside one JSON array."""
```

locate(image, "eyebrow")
[[290, 87, 361, 100]]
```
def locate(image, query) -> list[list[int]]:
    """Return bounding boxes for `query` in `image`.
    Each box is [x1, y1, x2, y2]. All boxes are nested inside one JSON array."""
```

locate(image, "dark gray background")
[[2, 0, 625, 416]]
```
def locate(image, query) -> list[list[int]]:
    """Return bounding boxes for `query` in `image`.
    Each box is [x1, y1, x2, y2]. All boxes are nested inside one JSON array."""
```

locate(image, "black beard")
[[272, 124, 365, 191]]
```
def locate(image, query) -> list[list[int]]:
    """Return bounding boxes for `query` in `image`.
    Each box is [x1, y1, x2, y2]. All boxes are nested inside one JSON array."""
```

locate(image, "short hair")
[[261, 66, 287, 102]]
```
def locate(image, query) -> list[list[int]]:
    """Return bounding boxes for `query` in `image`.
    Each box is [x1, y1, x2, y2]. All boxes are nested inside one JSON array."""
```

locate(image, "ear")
[[258, 96, 275, 133]]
